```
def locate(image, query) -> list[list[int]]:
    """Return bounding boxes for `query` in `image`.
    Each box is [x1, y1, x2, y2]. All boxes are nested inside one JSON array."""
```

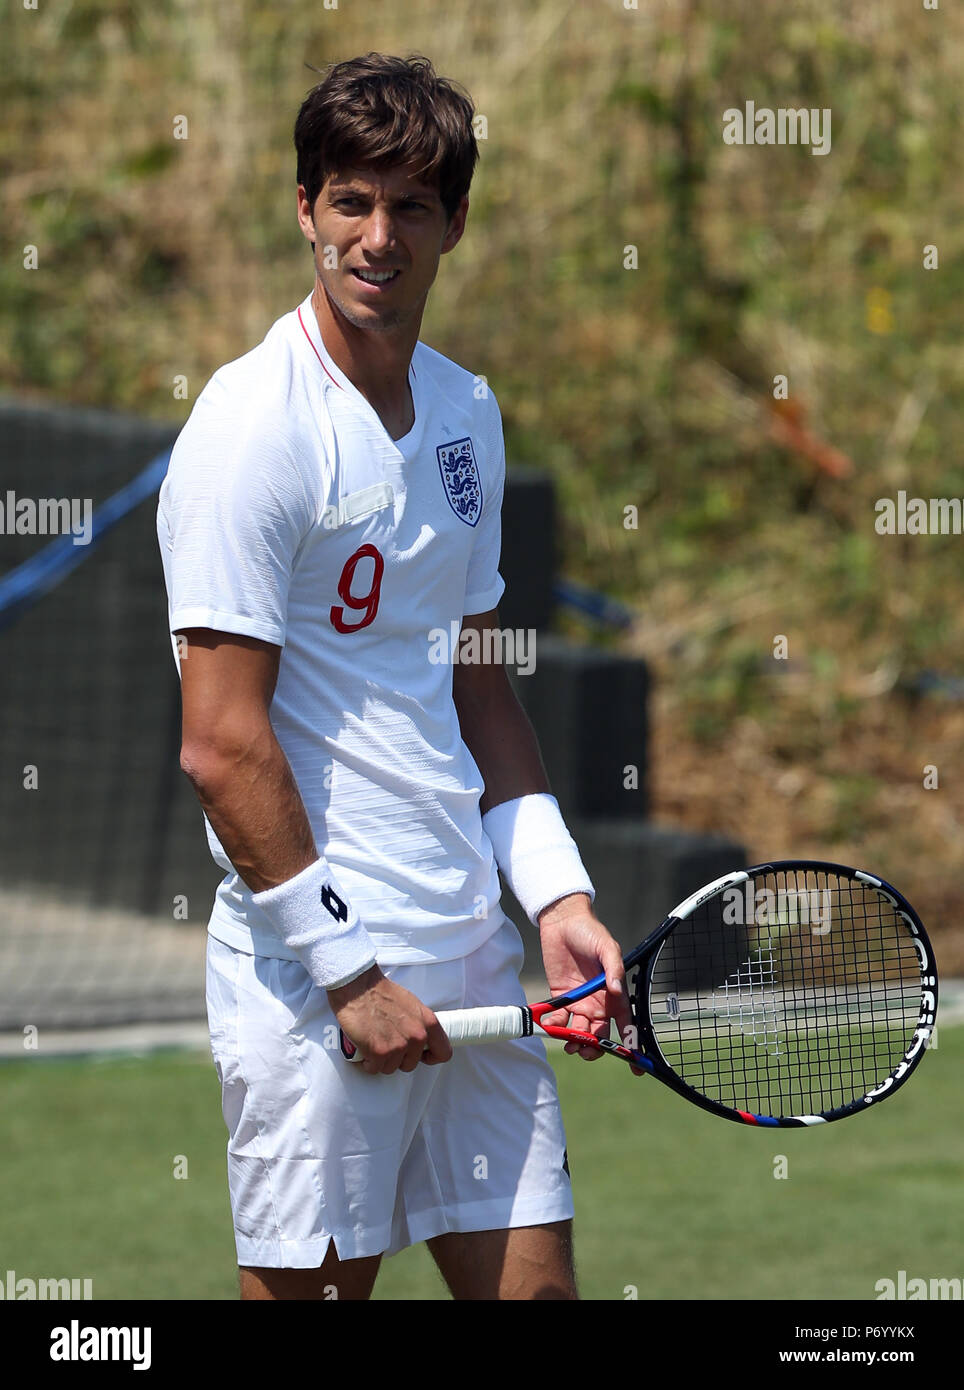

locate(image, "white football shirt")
[[157, 291, 507, 964]]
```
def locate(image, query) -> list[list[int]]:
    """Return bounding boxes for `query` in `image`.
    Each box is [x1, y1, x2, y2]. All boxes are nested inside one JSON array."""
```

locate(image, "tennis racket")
[[340, 860, 938, 1127]]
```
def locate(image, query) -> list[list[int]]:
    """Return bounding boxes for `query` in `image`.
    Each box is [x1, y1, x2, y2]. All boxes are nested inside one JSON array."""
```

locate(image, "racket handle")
[[340, 1005, 532, 1062], [436, 1005, 532, 1045]]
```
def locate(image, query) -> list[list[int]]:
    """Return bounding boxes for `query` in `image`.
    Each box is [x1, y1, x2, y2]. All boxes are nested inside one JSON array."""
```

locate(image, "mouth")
[[350, 267, 402, 292]]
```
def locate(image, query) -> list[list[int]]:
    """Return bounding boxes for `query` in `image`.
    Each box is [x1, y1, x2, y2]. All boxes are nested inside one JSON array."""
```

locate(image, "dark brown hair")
[[295, 53, 479, 227]]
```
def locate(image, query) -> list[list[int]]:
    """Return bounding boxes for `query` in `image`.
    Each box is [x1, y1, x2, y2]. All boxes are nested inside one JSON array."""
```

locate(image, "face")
[[298, 162, 468, 333]]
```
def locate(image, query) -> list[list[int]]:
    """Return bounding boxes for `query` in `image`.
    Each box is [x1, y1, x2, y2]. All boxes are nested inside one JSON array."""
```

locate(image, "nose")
[[361, 205, 397, 254]]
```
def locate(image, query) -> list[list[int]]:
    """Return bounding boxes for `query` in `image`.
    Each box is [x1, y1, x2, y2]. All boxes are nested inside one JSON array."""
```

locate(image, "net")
[[0, 403, 220, 1036]]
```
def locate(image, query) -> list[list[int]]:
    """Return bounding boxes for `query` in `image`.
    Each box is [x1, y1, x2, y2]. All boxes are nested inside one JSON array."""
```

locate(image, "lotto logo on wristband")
[[320, 885, 349, 922]]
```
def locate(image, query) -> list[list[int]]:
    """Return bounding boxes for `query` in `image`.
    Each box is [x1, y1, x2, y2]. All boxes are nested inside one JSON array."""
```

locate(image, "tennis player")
[[157, 52, 631, 1301]]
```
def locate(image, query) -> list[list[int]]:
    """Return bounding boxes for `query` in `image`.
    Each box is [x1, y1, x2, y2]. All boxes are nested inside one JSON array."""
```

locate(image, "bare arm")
[[450, 612, 550, 815], [453, 611, 632, 1056], [177, 628, 450, 1072], [177, 629, 315, 893]]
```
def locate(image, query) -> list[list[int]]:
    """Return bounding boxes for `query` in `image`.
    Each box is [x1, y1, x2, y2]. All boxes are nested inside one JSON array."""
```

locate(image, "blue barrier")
[[553, 577, 634, 629], [0, 448, 171, 631]]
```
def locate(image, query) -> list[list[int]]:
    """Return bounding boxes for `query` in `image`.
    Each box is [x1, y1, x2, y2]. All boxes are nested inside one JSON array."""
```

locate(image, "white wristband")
[[251, 857, 377, 990], [481, 793, 595, 925]]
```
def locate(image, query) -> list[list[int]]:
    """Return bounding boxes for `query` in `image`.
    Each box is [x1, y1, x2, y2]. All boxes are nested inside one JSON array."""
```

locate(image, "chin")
[[343, 297, 411, 332], [332, 283, 411, 332], [347, 304, 408, 332]]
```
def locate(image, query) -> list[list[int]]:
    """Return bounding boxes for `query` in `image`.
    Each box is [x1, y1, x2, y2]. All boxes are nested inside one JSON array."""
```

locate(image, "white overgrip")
[[342, 1005, 531, 1062], [436, 1006, 530, 1045]]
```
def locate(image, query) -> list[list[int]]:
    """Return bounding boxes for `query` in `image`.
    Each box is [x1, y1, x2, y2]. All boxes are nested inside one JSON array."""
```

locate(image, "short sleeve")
[[463, 391, 507, 617], [158, 391, 319, 648]]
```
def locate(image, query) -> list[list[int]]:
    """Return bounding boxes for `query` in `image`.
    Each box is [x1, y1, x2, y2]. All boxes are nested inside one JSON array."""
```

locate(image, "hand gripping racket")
[[341, 860, 938, 1127]]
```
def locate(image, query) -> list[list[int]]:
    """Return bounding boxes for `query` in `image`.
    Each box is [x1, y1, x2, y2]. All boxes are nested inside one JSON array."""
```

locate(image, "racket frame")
[[553, 860, 937, 1127], [340, 860, 938, 1128]]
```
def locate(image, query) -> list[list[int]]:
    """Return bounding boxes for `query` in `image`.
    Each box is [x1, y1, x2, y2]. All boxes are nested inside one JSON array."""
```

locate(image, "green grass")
[[3, 1, 964, 957], [1, 1028, 960, 1300]]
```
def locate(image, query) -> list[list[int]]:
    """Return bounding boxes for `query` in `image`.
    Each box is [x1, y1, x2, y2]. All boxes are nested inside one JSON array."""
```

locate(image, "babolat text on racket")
[[340, 860, 938, 1127]]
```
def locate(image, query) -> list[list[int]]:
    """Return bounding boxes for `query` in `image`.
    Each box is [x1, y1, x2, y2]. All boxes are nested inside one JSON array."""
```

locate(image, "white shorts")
[[205, 917, 574, 1268]]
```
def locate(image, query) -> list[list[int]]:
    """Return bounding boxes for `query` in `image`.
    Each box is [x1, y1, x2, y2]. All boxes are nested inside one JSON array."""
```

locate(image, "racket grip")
[[340, 1005, 531, 1062], [436, 1005, 532, 1045]]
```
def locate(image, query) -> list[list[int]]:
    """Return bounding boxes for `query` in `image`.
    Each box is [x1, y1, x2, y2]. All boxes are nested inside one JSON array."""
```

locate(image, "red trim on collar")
[[297, 304, 344, 391], [297, 301, 418, 387]]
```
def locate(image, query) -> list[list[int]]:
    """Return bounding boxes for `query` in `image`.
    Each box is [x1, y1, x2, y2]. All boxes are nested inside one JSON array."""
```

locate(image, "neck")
[[311, 280, 419, 410]]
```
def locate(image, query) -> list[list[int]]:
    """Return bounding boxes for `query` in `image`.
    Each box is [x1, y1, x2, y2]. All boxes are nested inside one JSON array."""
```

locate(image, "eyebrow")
[[328, 183, 439, 201]]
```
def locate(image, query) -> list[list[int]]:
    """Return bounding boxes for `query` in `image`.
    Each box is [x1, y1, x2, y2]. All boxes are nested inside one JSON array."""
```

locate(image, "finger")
[[561, 1037, 645, 1074], [399, 1027, 430, 1073], [572, 1037, 605, 1060], [397, 1043, 420, 1073], [604, 970, 635, 1043], [374, 1031, 413, 1074], [422, 1015, 453, 1065], [603, 945, 630, 1015], [576, 1026, 607, 1060], [602, 937, 626, 992], [564, 1012, 609, 1062], [615, 1022, 647, 1077], [540, 1006, 571, 1030], [599, 941, 637, 1052], [563, 1013, 592, 1053], [569, 1011, 608, 1039]]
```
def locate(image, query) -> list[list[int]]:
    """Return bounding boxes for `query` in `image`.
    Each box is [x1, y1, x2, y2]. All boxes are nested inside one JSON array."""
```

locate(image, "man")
[[157, 52, 630, 1301]]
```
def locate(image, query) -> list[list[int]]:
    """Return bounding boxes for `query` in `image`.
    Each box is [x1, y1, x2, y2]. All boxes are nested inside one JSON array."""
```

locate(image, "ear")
[[441, 195, 469, 255], [296, 184, 317, 247]]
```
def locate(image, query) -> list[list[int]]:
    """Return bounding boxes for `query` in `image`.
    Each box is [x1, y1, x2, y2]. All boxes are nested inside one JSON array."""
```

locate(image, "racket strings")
[[710, 947, 781, 1056], [643, 870, 924, 1121]]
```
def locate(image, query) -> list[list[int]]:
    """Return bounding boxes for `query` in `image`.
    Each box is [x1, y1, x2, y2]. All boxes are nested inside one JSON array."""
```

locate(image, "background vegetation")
[[2, 0, 962, 962]]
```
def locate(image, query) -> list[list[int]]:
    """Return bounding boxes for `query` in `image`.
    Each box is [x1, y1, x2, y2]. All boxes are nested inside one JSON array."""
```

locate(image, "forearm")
[[455, 664, 595, 927], [180, 726, 317, 894], [455, 672, 549, 814]]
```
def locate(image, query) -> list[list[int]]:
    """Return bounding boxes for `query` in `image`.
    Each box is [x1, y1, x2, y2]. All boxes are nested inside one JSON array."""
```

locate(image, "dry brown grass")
[[3, 0, 963, 968]]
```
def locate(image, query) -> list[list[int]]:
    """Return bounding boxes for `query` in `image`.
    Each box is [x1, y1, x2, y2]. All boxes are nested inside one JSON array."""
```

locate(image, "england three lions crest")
[[437, 437, 482, 527]]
